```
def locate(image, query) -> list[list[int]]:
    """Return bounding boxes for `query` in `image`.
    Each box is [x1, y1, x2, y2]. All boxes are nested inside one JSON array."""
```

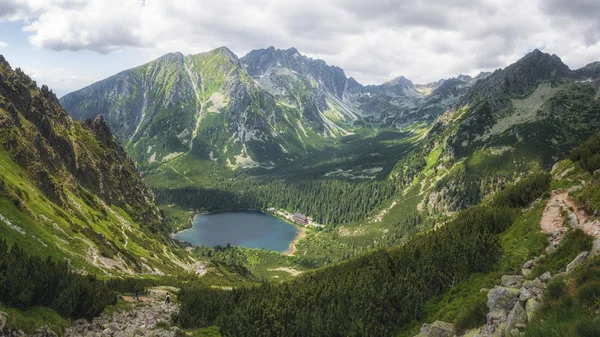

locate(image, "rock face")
[[60, 46, 477, 170]]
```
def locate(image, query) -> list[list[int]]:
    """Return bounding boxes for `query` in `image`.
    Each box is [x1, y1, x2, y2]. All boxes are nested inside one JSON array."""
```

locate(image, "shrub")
[[454, 294, 488, 332], [576, 281, 600, 309]]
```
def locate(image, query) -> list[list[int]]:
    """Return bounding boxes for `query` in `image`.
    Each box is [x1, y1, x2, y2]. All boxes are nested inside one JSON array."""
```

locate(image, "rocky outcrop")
[[566, 251, 588, 274], [65, 295, 180, 337], [417, 321, 456, 337]]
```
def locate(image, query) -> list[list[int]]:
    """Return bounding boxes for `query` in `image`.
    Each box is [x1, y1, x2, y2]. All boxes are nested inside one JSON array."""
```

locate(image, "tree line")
[[155, 179, 396, 225], [174, 172, 550, 336]]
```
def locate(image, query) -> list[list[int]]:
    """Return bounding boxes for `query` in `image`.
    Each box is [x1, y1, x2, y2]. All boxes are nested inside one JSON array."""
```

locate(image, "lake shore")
[[284, 226, 308, 256]]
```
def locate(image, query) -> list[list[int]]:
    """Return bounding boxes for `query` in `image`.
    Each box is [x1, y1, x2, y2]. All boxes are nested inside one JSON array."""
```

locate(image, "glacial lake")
[[172, 211, 299, 252]]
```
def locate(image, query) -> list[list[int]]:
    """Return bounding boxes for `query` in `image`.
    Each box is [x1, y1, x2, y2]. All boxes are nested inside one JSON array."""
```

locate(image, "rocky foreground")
[[0, 288, 183, 337]]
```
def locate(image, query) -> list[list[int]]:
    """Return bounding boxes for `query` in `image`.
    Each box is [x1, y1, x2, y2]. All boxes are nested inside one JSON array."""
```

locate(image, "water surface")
[[173, 211, 299, 252]]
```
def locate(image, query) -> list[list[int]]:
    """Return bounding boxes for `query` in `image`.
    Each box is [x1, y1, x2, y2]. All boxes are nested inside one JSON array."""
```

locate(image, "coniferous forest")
[[0, 240, 116, 320], [155, 179, 396, 225], [174, 173, 551, 336]]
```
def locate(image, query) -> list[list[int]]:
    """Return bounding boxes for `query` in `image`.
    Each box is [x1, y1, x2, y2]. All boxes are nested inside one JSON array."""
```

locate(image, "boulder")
[[522, 260, 535, 269], [0, 312, 7, 332], [539, 272, 552, 283], [522, 278, 543, 290], [501, 275, 524, 288], [519, 287, 533, 302], [567, 212, 579, 229], [427, 321, 455, 337], [569, 185, 583, 193], [488, 287, 520, 312], [33, 326, 58, 337], [566, 251, 588, 273], [487, 309, 507, 329], [505, 303, 527, 334], [592, 239, 600, 257], [525, 298, 540, 322]]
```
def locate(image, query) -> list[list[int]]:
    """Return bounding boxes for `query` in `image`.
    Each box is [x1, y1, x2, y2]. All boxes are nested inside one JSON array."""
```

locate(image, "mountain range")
[[59, 46, 490, 171], [2, 44, 600, 337]]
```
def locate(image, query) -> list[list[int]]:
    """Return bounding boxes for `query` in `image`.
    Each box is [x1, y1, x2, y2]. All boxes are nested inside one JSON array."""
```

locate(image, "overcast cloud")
[[1, 0, 599, 91]]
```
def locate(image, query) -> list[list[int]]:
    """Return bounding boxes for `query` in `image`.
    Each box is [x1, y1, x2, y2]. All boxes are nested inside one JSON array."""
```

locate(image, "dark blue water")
[[172, 211, 299, 252]]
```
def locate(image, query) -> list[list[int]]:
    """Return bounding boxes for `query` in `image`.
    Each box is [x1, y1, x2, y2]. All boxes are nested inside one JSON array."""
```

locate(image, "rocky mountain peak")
[[384, 76, 413, 87], [86, 114, 114, 147]]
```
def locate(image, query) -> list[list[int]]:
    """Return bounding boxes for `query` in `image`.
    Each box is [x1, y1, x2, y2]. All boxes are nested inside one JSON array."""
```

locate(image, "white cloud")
[[0, 41, 8, 48], [3, 0, 600, 84]]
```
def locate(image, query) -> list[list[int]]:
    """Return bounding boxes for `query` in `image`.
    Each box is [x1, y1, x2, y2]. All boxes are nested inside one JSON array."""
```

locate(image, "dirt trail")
[[541, 190, 600, 239]]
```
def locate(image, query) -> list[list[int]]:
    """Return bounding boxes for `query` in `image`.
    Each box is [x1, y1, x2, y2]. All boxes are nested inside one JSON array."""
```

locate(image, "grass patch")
[[533, 229, 593, 277], [0, 302, 71, 335]]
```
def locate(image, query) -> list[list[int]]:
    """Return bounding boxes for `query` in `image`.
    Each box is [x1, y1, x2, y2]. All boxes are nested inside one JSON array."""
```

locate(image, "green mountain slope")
[[60, 47, 330, 171], [384, 50, 600, 218], [0, 55, 193, 275]]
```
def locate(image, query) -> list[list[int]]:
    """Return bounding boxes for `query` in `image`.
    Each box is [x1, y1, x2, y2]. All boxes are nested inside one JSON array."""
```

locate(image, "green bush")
[[534, 229, 593, 276], [454, 294, 488, 332], [576, 319, 600, 337], [570, 132, 600, 173], [576, 281, 600, 309], [491, 172, 551, 208]]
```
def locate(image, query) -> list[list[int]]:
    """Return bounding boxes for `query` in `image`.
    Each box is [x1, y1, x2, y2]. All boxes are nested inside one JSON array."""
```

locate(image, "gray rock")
[[570, 185, 583, 193], [487, 309, 507, 329], [566, 251, 588, 273], [501, 275, 524, 288], [525, 298, 540, 322], [0, 312, 7, 332], [552, 272, 566, 280], [505, 303, 527, 335], [420, 323, 431, 334], [522, 260, 535, 269], [509, 328, 522, 336], [522, 278, 543, 290], [567, 212, 579, 228], [488, 287, 520, 312], [539, 272, 552, 283], [519, 287, 533, 302], [170, 327, 184, 337], [521, 268, 533, 277], [427, 321, 455, 337], [592, 239, 600, 257]]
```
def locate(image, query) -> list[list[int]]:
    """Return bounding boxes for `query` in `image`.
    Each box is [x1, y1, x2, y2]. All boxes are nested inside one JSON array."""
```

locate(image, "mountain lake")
[[172, 211, 300, 252]]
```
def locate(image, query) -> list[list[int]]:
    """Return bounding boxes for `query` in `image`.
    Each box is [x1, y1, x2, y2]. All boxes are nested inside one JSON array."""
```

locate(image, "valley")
[[2, 43, 600, 337]]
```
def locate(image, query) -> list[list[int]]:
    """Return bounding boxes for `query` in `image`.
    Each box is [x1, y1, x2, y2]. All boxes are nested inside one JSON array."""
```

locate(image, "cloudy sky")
[[0, 0, 599, 97]]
